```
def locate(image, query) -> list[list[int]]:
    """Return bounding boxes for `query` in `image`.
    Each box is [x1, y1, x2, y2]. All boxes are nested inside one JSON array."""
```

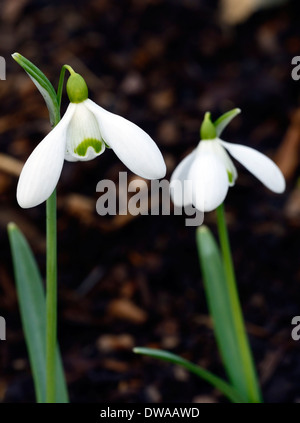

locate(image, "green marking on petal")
[[74, 138, 103, 156], [227, 170, 233, 184]]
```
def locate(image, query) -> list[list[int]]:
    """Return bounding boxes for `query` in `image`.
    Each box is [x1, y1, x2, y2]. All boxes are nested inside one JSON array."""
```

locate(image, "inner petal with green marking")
[[65, 101, 105, 162], [74, 138, 103, 156], [227, 170, 233, 184]]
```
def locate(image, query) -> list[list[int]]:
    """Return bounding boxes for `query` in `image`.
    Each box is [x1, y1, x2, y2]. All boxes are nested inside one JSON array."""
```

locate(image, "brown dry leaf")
[[97, 334, 135, 352], [149, 89, 175, 112], [102, 359, 129, 373], [193, 395, 217, 403], [108, 298, 147, 324], [0, 380, 7, 402], [276, 108, 300, 181], [259, 348, 286, 385], [63, 174, 163, 232], [0, 206, 45, 251], [144, 385, 162, 402], [62, 193, 96, 226], [246, 322, 268, 338], [0, 154, 23, 177], [157, 120, 180, 146], [2, 0, 30, 23], [63, 193, 139, 232], [219, 0, 288, 26], [219, 0, 259, 25], [277, 113, 300, 175], [284, 186, 300, 224]]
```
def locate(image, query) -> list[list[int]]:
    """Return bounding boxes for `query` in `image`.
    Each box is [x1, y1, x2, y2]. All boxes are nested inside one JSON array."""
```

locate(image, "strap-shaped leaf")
[[12, 53, 60, 126], [7, 223, 68, 403], [196, 225, 250, 401], [214, 108, 241, 137], [134, 347, 245, 403]]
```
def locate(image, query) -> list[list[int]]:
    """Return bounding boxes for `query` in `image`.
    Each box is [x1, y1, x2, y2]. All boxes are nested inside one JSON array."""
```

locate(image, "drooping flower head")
[[170, 109, 285, 212], [17, 67, 166, 208]]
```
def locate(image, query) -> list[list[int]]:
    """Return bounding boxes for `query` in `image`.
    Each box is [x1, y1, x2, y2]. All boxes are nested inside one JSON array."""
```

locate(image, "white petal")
[[212, 139, 237, 186], [85, 99, 166, 179], [17, 104, 75, 208], [221, 140, 286, 193], [189, 143, 229, 212], [170, 150, 196, 207], [65, 102, 105, 162]]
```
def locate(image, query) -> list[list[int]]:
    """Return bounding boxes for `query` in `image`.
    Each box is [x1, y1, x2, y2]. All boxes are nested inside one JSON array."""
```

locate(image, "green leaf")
[[133, 347, 245, 403], [12, 53, 60, 126], [213, 108, 241, 137], [7, 223, 68, 403], [196, 225, 250, 401]]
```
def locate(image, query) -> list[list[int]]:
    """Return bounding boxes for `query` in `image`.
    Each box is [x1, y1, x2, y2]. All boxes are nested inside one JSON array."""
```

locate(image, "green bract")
[[12, 52, 60, 126]]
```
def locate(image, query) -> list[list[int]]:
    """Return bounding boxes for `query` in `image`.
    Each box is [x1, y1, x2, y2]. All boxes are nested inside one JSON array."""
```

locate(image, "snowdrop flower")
[[170, 109, 285, 212], [17, 71, 166, 208]]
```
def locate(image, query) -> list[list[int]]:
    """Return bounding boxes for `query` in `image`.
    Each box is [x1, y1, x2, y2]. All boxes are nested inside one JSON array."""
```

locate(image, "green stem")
[[44, 65, 72, 402], [216, 203, 262, 403], [57, 65, 75, 108], [46, 190, 57, 403]]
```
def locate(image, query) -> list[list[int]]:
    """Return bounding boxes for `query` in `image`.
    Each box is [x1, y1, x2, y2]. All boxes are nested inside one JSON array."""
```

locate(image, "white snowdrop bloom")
[[17, 72, 166, 208], [170, 109, 285, 213]]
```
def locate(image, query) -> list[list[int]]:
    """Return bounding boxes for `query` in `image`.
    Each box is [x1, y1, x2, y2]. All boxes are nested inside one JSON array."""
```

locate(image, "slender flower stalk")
[[46, 190, 57, 403], [216, 203, 262, 403], [44, 66, 66, 402]]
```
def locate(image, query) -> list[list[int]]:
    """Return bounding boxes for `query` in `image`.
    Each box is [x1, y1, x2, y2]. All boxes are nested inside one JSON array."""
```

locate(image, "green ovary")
[[74, 138, 103, 156]]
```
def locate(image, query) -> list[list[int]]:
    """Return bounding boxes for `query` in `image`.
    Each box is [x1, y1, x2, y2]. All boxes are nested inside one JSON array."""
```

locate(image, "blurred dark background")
[[1, 0, 300, 403]]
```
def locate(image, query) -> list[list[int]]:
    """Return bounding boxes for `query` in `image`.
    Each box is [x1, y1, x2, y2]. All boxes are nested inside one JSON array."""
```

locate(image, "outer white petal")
[[213, 139, 237, 186], [221, 140, 286, 193], [17, 104, 75, 208], [170, 150, 196, 207], [85, 99, 166, 179], [188, 142, 229, 212]]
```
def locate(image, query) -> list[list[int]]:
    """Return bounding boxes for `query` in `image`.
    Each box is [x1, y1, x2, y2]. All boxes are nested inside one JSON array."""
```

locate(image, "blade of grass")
[[215, 204, 262, 403], [7, 223, 68, 403], [134, 347, 246, 403], [196, 225, 251, 402]]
